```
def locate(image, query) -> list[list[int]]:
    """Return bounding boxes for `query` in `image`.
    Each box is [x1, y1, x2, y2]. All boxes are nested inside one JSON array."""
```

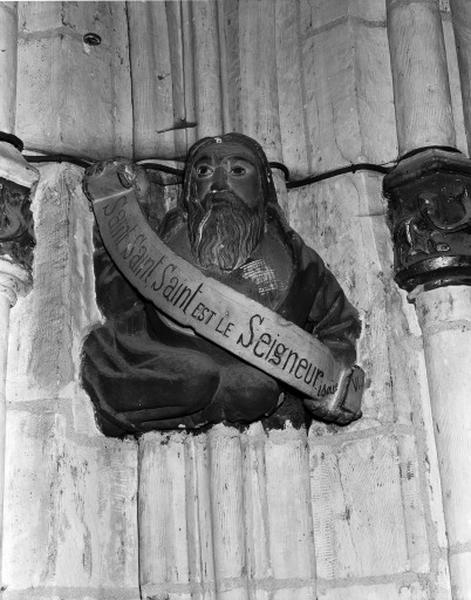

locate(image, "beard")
[[187, 190, 265, 273]]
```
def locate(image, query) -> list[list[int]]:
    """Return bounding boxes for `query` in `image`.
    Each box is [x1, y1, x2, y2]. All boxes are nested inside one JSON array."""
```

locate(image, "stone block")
[[272, 587, 315, 600], [442, 17, 467, 154], [436, 556, 453, 600], [16, 9, 131, 158], [303, 23, 362, 171], [353, 21, 398, 163], [19, 1, 127, 42], [127, 2, 185, 158], [318, 581, 429, 600], [352, 0, 387, 20], [309, 434, 428, 578], [183, 434, 216, 588], [300, 0, 386, 40], [217, 0, 243, 134], [274, 0, 310, 175], [138, 431, 193, 588], [2, 592, 140, 600], [300, 0, 348, 34], [0, 3, 17, 133], [448, 552, 471, 600], [18, 1, 64, 33], [207, 426, 246, 582], [2, 407, 139, 591], [302, 16, 396, 170], [238, 0, 282, 162], [247, 590, 269, 600], [263, 427, 315, 580], [242, 424, 272, 581], [191, 1, 224, 138]]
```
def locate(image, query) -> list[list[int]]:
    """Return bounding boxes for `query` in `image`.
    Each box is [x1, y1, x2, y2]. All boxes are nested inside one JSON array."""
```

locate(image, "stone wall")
[[2, 0, 466, 598]]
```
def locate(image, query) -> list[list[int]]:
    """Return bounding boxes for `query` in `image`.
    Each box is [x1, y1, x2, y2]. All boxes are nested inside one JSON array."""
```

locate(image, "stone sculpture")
[[82, 133, 362, 436]]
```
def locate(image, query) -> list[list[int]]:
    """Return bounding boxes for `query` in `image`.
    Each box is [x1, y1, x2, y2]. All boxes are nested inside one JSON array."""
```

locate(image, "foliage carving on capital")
[[383, 149, 471, 293], [0, 177, 35, 272]]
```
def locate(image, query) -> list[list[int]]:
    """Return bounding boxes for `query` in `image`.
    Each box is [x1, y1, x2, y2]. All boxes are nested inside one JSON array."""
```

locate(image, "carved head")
[[182, 133, 278, 273]]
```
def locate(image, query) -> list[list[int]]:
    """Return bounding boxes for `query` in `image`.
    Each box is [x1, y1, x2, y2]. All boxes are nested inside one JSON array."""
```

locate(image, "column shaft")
[[387, 0, 456, 154], [0, 260, 32, 582], [0, 3, 17, 133], [415, 286, 471, 600], [450, 0, 471, 155]]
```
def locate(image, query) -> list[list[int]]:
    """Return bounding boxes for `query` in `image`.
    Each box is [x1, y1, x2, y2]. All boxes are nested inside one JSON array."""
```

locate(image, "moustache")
[[199, 189, 243, 211]]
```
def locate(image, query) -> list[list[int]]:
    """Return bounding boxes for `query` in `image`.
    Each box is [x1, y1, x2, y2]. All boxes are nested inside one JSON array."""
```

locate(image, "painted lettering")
[[152, 263, 176, 292], [253, 332, 272, 358], [237, 314, 264, 348]]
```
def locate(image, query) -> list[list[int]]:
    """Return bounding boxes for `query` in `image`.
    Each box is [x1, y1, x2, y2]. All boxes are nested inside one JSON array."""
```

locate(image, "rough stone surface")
[[3, 408, 138, 591], [0, 2, 17, 133], [310, 433, 430, 578], [16, 2, 132, 158], [3, 164, 139, 596], [318, 581, 429, 600]]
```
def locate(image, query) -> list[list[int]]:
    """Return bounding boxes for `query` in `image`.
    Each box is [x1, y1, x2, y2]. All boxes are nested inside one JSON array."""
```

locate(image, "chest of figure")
[[165, 223, 295, 312]]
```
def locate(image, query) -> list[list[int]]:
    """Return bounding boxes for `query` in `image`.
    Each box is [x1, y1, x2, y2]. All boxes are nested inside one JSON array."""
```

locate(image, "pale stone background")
[[1, 0, 466, 599]]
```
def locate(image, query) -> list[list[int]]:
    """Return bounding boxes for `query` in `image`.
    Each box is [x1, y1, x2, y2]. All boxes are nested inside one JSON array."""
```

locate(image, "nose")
[[210, 166, 228, 191]]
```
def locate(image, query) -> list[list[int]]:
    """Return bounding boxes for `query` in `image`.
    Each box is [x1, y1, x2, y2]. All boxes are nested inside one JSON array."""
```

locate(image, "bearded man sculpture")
[[82, 133, 362, 437]]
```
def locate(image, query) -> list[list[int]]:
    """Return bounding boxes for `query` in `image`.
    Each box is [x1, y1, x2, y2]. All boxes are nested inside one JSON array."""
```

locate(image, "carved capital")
[[0, 140, 38, 280], [383, 148, 471, 293], [0, 177, 35, 271], [0, 257, 32, 306]]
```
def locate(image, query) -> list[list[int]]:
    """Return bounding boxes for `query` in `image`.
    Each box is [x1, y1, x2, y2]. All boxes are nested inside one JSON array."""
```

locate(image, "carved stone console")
[[383, 147, 471, 294]]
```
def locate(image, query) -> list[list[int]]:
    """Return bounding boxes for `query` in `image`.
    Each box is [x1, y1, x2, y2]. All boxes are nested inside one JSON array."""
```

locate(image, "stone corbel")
[[383, 147, 471, 295]]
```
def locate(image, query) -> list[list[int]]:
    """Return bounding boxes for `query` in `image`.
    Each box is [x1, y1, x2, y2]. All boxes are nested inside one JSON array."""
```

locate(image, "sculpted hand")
[[303, 365, 364, 426], [84, 158, 150, 201]]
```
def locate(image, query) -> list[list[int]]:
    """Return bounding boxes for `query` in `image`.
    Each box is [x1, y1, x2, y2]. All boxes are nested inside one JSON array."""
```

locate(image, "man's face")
[[186, 141, 265, 273], [192, 142, 262, 209]]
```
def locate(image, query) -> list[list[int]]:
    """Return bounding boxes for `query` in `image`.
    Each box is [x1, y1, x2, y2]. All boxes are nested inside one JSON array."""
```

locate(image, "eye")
[[231, 165, 247, 176], [196, 164, 213, 177]]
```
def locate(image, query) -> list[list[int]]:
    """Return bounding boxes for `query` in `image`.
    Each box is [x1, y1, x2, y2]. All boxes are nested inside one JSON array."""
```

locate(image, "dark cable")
[[22, 144, 459, 190], [269, 161, 291, 181], [0, 132, 24, 152], [139, 162, 183, 177], [25, 154, 92, 169], [286, 163, 392, 189], [23, 154, 393, 188]]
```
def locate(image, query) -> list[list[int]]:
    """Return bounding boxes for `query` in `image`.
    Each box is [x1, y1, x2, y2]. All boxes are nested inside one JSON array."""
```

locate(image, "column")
[[0, 1, 39, 583], [387, 0, 455, 155], [449, 0, 471, 156], [386, 3, 471, 597]]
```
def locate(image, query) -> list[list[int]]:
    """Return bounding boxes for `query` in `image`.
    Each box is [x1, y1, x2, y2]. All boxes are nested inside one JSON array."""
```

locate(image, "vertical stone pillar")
[[0, 2, 17, 135], [386, 2, 471, 598], [415, 286, 471, 598], [386, 0, 456, 155], [0, 1, 39, 582], [384, 149, 471, 600], [449, 0, 471, 156], [0, 148, 38, 578]]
